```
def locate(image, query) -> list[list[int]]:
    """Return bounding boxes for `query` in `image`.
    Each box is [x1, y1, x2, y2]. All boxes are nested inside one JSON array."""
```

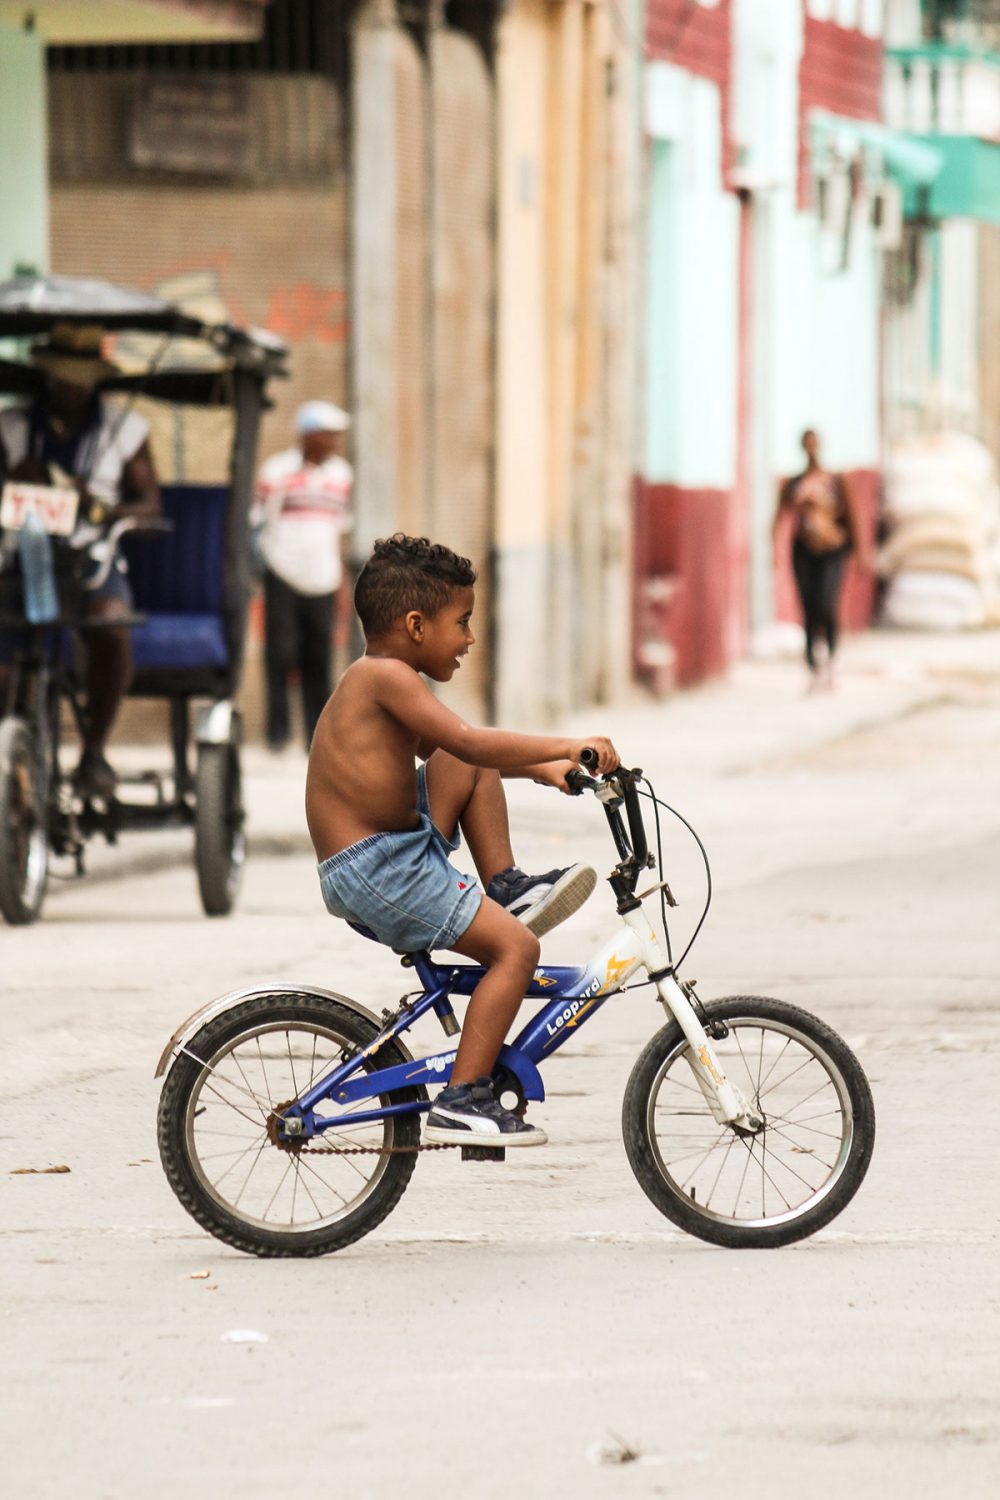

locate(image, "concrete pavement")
[[1, 625, 998, 1498]]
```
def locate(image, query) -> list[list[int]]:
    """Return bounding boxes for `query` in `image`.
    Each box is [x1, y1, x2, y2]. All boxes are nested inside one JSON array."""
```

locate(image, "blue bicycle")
[[156, 760, 875, 1254]]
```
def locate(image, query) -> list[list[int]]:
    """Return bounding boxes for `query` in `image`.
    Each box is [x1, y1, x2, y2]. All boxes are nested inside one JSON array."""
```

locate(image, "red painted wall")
[[798, 12, 883, 207], [634, 480, 735, 687], [646, 1, 733, 183], [773, 468, 880, 630]]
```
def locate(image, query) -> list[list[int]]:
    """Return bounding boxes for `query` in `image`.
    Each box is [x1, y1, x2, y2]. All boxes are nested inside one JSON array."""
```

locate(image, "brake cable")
[[635, 776, 713, 976]]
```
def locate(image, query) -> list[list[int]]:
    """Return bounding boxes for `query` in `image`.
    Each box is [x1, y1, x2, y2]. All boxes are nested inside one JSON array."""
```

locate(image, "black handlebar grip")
[[579, 747, 599, 771], [565, 769, 594, 796]]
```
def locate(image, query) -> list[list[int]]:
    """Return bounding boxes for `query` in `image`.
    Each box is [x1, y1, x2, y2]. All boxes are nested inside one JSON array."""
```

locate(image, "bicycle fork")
[[608, 906, 762, 1131]]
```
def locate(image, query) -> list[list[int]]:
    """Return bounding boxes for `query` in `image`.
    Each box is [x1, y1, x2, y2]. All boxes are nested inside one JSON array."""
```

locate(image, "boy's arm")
[[506, 760, 579, 794], [373, 660, 617, 772]]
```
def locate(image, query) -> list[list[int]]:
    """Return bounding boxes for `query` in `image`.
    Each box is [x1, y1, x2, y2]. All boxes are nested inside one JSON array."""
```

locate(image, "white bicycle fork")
[[589, 904, 761, 1130]]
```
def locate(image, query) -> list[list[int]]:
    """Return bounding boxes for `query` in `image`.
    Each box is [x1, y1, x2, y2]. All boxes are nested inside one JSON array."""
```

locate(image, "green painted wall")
[[644, 66, 740, 489], [0, 22, 48, 280]]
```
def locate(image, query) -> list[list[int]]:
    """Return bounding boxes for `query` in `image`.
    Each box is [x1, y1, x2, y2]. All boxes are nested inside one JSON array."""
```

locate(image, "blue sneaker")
[[486, 863, 596, 937], [424, 1077, 547, 1148]]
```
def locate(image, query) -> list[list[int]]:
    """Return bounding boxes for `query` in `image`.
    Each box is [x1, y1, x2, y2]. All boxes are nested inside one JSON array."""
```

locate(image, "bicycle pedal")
[[461, 1145, 506, 1163]]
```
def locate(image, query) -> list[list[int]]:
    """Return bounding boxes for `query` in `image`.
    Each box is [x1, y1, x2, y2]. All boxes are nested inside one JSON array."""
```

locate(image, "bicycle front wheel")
[[622, 996, 875, 1248], [0, 717, 48, 925], [157, 994, 423, 1257]]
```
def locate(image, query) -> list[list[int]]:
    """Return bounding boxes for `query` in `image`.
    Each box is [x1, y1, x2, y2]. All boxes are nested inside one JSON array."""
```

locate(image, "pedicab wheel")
[[622, 996, 875, 1248], [0, 718, 49, 925], [157, 994, 423, 1257], [194, 741, 245, 916]]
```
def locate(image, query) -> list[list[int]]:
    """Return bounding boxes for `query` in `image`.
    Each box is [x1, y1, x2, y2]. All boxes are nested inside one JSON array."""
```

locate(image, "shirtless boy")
[[306, 534, 619, 1147]]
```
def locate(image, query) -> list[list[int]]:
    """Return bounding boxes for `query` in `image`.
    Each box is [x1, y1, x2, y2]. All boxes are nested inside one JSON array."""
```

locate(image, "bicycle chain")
[[269, 1069, 528, 1156], [298, 1140, 458, 1156], [267, 1104, 459, 1156]]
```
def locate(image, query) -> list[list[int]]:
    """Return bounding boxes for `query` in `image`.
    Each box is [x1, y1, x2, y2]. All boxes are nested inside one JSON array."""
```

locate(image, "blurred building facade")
[[18, 0, 639, 729], [0, 3, 271, 283], [882, 0, 1000, 449], [636, 0, 893, 690], [635, 0, 1000, 687], [45, 2, 350, 489], [4, 0, 998, 728], [351, 0, 641, 724], [878, 0, 1000, 630]]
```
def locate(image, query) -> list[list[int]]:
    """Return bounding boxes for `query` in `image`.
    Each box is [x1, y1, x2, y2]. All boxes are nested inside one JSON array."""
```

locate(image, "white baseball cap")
[[295, 400, 350, 435]]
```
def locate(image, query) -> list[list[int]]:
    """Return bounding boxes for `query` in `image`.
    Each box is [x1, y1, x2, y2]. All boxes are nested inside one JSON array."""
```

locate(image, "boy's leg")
[[446, 898, 539, 1083], [424, 749, 513, 886], [424, 748, 597, 936], [424, 898, 547, 1147]]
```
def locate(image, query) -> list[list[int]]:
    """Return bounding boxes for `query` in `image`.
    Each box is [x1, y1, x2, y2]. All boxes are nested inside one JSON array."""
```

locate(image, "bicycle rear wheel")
[[0, 717, 48, 925], [157, 993, 423, 1257], [623, 996, 874, 1248]]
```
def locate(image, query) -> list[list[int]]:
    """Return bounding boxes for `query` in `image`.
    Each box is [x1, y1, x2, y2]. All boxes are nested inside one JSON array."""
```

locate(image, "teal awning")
[[900, 134, 1000, 225], [809, 110, 945, 188]]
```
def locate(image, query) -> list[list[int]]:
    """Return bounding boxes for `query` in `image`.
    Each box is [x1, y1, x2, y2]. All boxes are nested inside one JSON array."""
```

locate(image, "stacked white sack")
[[880, 433, 1000, 629]]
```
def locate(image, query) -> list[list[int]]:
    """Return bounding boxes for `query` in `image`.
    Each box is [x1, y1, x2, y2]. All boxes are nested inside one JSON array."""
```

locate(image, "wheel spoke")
[[208, 1132, 267, 1186], [758, 1052, 820, 1100], [290, 1157, 325, 1221], [181, 1046, 269, 1116], [293, 1150, 351, 1209], [260, 1158, 294, 1221], [764, 1120, 836, 1172], [198, 1075, 268, 1130], [231, 1049, 269, 1115], [255, 1035, 271, 1104], [765, 1110, 843, 1141], [232, 1138, 271, 1208], [703, 1131, 738, 1213]]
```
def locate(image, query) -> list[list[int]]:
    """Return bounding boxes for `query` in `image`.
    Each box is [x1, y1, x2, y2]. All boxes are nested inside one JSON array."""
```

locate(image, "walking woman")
[[774, 429, 865, 690]]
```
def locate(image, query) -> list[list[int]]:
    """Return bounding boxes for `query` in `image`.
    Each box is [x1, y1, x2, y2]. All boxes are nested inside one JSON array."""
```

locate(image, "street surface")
[[2, 627, 999, 1499]]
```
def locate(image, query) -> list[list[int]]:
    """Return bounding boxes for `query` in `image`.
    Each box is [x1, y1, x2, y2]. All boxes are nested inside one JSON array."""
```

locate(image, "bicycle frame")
[[279, 901, 759, 1142]]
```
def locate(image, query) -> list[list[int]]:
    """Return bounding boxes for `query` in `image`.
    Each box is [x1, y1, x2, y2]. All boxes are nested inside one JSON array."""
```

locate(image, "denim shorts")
[[317, 765, 482, 953]]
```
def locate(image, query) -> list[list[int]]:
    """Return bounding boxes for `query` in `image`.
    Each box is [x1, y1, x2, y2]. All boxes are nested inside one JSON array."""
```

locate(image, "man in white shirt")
[[253, 400, 353, 750]]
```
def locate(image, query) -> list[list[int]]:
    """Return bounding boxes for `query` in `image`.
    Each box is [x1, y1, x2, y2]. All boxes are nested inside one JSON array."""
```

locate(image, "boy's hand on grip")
[[571, 738, 619, 774], [531, 760, 580, 795]]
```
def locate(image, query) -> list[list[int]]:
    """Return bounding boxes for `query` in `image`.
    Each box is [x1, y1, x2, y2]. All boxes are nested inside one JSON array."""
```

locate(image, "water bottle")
[[18, 511, 60, 625]]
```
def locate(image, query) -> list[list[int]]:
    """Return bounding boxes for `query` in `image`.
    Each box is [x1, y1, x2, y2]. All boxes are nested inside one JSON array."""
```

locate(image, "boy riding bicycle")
[[306, 533, 619, 1148]]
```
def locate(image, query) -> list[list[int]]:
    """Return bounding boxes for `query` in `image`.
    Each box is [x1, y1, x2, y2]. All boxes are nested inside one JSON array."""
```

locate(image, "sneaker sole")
[[521, 865, 597, 938], [423, 1125, 548, 1148]]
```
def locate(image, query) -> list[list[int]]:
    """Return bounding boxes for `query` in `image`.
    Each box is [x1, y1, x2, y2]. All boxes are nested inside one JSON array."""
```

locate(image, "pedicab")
[[0, 275, 288, 924]]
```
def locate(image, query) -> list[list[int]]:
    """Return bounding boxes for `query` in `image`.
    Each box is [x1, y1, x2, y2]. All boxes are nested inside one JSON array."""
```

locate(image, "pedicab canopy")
[[0, 275, 290, 689]]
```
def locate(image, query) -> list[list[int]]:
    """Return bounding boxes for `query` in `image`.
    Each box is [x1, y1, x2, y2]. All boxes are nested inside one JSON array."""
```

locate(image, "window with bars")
[[47, 0, 353, 80]]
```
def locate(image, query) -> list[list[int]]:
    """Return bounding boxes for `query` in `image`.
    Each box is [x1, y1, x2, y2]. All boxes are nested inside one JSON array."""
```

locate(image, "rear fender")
[[154, 984, 392, 1079]]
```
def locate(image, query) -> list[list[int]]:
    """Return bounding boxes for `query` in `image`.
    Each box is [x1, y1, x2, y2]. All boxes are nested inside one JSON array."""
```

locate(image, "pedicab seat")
[[122, 484, 232, 693]]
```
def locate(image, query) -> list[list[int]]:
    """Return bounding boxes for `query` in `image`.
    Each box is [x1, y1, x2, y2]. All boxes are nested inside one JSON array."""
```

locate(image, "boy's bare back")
[[306, 657, 425, 860]]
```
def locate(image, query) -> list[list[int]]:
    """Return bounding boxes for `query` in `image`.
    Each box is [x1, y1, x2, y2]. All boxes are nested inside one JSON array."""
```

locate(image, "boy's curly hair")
[[354, 533, 477, 637]]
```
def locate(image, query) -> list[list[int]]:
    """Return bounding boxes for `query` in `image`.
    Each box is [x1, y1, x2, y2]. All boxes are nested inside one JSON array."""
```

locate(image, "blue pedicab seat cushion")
[[129, 611, 228, 669], [123, 485, 230, 672]]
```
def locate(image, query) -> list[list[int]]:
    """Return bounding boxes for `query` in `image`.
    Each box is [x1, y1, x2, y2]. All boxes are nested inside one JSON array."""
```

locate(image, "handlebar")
[[568, 749, 650, 874], [83, 515, 173, 593]]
